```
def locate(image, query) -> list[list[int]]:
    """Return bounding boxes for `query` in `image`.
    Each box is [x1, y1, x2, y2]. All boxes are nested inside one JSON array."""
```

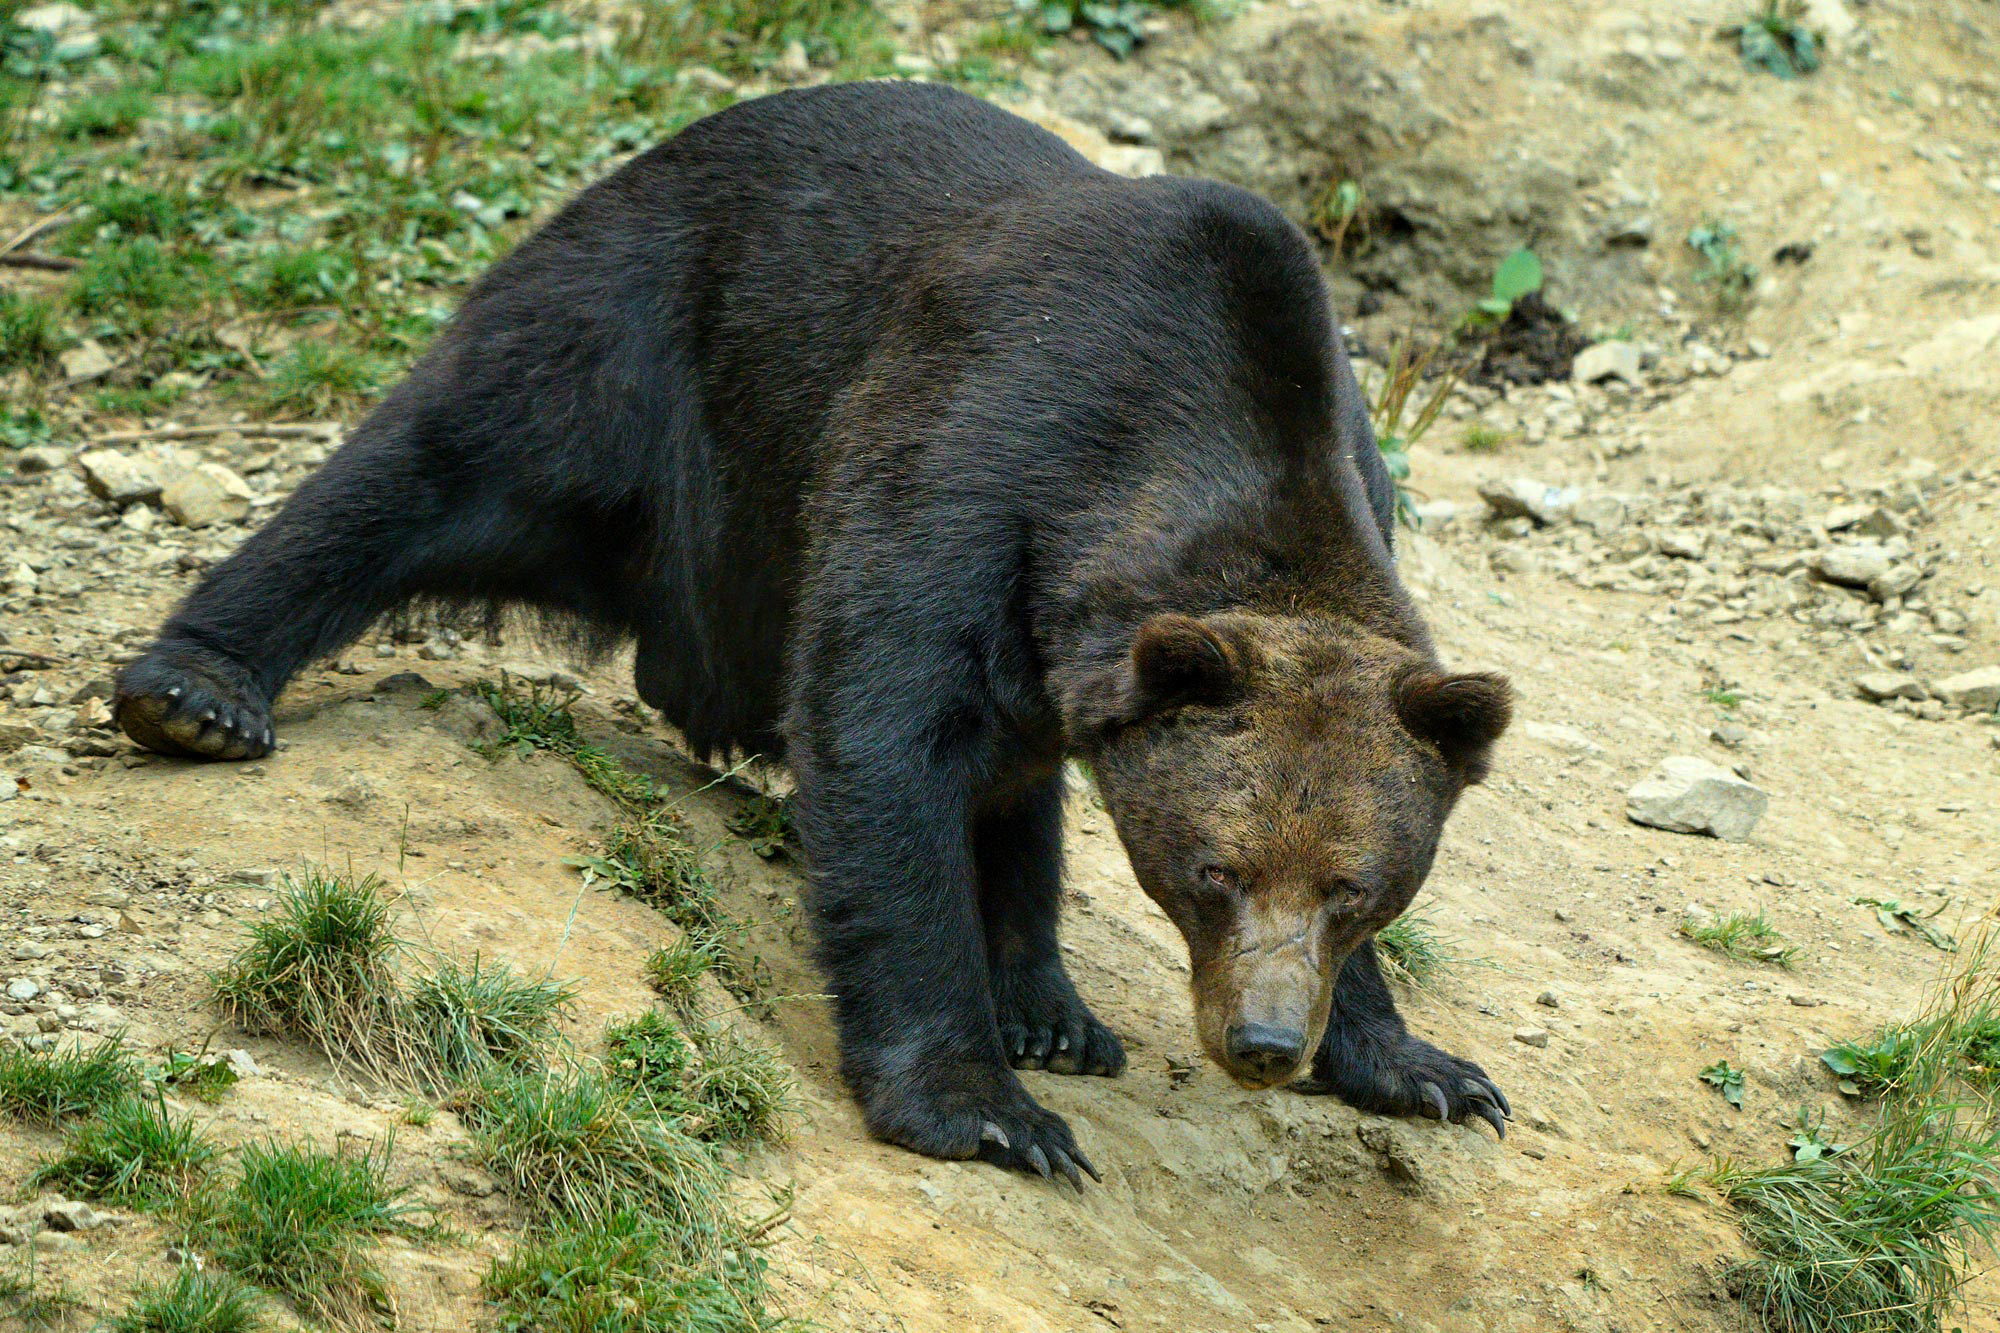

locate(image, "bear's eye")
[[1330, 882, 1365, 910], [1200, 865, 1239, 893]]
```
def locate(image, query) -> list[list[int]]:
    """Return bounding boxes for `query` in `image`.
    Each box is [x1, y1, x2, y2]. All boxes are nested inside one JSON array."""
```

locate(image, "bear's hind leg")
[[976, 777, 1126, 1078], [1292, 938, 1510, 1136]]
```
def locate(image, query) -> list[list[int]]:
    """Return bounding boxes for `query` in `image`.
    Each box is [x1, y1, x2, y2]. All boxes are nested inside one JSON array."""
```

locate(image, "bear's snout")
[[1224, 1022, 1308, 1084]]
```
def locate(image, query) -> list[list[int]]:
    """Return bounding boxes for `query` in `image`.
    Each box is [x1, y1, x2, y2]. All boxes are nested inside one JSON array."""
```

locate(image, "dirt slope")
[[4, 0, 1999, 1329]]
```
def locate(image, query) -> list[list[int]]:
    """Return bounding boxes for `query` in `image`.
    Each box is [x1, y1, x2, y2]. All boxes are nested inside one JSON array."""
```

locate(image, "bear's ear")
[[1129, 614, 1244, 715], [1397, 670, 1513, 782]]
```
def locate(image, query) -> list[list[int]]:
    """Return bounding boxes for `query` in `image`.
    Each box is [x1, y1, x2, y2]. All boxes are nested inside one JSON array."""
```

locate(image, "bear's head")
[[1075, 612, 1510, 1089]]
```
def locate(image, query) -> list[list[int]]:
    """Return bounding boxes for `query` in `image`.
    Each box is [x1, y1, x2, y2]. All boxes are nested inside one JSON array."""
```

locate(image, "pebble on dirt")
[[1932, 666, 2000, 712], [1478, 477, 1577, 527], [1571, 340, 1643, 385], [1625, 755, 1769, 842]]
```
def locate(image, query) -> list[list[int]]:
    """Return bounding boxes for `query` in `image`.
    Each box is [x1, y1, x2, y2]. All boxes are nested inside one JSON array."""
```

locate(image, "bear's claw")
[[115, 648, 274, 761], [992, 959, 1126, 1078], [861, 1058, 1102, 1187], [1293, 1031, 1513, 1139]]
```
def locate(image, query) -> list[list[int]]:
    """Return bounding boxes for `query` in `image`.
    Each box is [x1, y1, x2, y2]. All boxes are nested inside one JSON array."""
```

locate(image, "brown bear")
[[113, 80, 1512, 1185]]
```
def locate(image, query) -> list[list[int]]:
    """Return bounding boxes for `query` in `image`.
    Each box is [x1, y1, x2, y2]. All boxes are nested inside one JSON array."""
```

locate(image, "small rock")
[[6, 978, 41, 1002], [1573, 341, 1643, 385], [1709, 722, 1750, 748], [58, 338, 114, 382], [1626, 756, 1769, 842], [1411, 499, 1458, 530], [1814, 543, 1896, 589], [42, 1200, 106, 1232], [1479, 477, 1577, 527], [1933, 666, 2000, 712], [1657, 529, 1707, 560], [160, 462, 254, 528], [15, 446, 66, 474], [1855, 671, 1925, 702], [1514, 1028, 1551, 1048], [1535, 990, 1559, 1008], [1522, 721, 1605, 756], [0, 721, 41, 753], [1824, 504, 1900, 537], [1788, 995, 1822, 1008], [1868, 564, 1922, 602], [76, 449, 164, 506], [1571, 495, 1627, 534]]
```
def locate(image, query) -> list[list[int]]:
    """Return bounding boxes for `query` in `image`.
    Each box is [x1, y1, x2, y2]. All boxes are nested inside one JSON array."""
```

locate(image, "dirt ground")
[[3, 0, 1999, 1329]]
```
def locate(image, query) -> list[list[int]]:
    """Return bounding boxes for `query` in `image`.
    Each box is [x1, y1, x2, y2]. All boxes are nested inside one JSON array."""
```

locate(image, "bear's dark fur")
[[115, 81, 1513, 1182]]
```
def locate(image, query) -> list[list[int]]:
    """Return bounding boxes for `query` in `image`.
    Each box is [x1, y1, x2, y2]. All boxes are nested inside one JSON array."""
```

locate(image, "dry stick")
[[87, 423, 341, 446], [0, 253, 80, 271], [0, 206, 73, 258]]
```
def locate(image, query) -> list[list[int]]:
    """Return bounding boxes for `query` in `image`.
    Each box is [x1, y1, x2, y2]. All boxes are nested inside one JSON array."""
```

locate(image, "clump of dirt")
[[1464, 292, 1591, 386]]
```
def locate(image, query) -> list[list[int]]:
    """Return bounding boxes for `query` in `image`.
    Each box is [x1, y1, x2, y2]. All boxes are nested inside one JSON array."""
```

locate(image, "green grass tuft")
[[604, 1010, 790, 1144], [1680, 909, 1798, 967], [31, 1088, 219, 1206], [111, 1266, 263, 1333], [0, 290, 66, 370], [644, 934, 723, 1011], [59, 87, 154, 139], [1375, 912, 1482, 989], [399, 953, 575, 1086], [485, 1209, 783, 1333], [197, 1138, 427, 1326], [209, 867, 402, 1072], [0, 1035, 143, 1125], [1698, 943, 2000, 1332], [254, 342, 382, 417], [461, 1066, 728, 1230]]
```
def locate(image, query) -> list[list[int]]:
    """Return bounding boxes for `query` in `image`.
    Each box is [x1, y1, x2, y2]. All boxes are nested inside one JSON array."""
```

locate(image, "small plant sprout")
[[1308, 178, 1366, 258], [1726, 0, 1821, 79], [1364, 333, 1460, 529], [1465, 247, 1544, 327], [1700, 1060, 1746, 1108], [1687, 220, 1758, 310]]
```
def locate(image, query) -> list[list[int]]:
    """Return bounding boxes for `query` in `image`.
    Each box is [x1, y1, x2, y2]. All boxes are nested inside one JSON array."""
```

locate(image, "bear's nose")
[[1224, 1022, 1306, 1082]]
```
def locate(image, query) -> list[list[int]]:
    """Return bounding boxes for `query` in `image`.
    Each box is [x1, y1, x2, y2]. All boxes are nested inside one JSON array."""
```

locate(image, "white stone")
[[1478, 477, 1577, 526], [57, 339, 113, 382], [1626, 756, 1769, 842], [1854, 672, 1925, 702], [160, 462, 254, 528], [5, 978, 40, 1002], [1932, 667, 2000, 712], [1814, 542, 1895, 588], [1573, 341, 1643, 385], [76, 449, 163, 506]]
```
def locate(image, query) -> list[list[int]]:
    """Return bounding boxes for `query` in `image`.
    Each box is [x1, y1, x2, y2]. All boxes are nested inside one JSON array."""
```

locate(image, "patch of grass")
[[684, 1019, 791, 1144], [110, 1266, 263, 1333], [0, 1035, 143, 1124], [209, 867, 403, 1073], [461, 1066, 727, 1228], [645, 935, 724, 1010], [58, 87, 153, 139], [485, 1209, 783, 1333], [604, 1010, 791, 1145], [197, 1139, 427, 1326], [1688, 219, 1757, 311], [31, 1088, 219, 1207], [1703, 686, 1744, 711], [76, 183, 199, 243], [1680, 910, 1798, 967], [1458, 423, 1511, 453], [71, 239, 215, 326], [253, 246, 359, 309], [399, 953, 575, 1086], [725, 794, 791, 860], [1821, 1007, 2000, 1099], [254, 342, 381, 417], [1375, 912, 1481, 989], [478, 679, 656, 809], [0, 290, 66, 370], [1698, 946, 2000, 1333], [95, 380, 192, 417]]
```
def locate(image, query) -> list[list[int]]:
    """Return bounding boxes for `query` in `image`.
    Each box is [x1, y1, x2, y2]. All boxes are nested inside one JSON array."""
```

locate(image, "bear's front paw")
[[859, 1054, 1102, 1187], [114, 646, 274, 761], [992, 960, 1126, 1077], [1293, 1032, 1510, 1138]]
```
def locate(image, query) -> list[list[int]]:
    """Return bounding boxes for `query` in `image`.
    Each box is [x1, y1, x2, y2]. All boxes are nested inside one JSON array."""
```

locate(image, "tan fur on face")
[[1088, 613, 1478, 1084]]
